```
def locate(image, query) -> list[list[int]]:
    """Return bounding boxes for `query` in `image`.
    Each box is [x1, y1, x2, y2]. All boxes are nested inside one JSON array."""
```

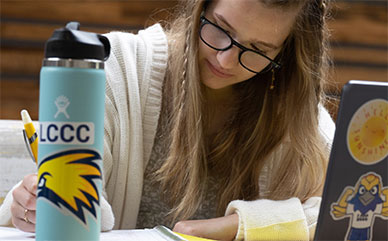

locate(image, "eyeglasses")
[[199, 16, 281, 73]]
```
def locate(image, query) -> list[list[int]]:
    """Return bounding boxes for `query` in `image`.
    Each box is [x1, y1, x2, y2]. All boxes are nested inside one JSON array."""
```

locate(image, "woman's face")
[[198, 0, 300, 90]]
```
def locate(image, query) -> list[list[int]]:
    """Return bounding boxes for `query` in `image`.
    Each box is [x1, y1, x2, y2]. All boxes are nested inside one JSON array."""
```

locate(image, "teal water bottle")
[[36, 22, 110, 241]]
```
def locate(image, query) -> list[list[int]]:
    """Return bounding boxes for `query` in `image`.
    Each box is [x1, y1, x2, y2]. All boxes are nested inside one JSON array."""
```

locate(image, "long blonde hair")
[[157, 0, 332, 222]]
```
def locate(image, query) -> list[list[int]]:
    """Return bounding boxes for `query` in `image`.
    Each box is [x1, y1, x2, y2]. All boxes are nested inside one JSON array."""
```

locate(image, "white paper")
[[0, 227, 35, 241], [0, 227, 178, 241], [100, 228, 170, 241]]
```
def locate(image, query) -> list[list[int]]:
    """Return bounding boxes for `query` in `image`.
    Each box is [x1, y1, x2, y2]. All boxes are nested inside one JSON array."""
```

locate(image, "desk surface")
[[0, 227, 171, 241]]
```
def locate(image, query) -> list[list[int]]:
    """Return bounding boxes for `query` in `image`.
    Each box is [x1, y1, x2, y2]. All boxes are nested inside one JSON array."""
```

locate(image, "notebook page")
[[0, 227, 175, 241], [100, 228, 170, 241]]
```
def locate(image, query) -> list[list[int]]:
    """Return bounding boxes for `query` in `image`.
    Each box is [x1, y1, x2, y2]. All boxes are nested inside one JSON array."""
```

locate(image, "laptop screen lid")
[[314, 80, 388, 241]]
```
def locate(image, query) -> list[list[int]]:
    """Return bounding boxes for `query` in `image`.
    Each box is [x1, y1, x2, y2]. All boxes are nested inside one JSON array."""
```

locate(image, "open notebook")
[[129, 226, 215, 241], [0, 226, 214, 241]]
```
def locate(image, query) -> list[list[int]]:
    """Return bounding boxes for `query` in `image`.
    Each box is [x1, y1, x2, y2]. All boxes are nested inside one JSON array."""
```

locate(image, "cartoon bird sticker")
[[331, 172, 388, 241], [37, 149, 102, 225]]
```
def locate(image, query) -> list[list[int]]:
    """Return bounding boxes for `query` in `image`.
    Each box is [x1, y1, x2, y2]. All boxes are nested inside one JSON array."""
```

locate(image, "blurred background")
[[0, 0, 387, 121]]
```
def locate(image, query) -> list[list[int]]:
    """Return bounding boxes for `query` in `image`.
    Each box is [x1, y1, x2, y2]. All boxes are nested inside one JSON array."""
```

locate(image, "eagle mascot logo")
[[37, 149, 102, 225], [331, 172, 388, 241]]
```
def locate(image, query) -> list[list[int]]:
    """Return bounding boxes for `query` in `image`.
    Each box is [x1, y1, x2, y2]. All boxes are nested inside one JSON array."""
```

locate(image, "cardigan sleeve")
[[225, 197, 320, 240], [100, 24, 167, 229], [225, 197, 322, 240], [225, 106, 335, 240]]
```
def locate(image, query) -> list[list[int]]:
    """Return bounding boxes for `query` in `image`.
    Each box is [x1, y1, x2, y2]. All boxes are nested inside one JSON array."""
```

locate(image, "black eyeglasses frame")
[[199, 15, 282, 73]]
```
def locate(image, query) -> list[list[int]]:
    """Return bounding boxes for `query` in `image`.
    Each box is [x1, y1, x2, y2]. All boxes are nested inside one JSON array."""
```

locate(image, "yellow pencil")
[[21, 109, 38, 163]]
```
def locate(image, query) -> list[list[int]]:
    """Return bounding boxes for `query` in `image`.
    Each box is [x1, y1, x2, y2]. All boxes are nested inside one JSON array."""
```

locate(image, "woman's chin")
[[201, 76, 232, 90], [202, 80, 228, 90]]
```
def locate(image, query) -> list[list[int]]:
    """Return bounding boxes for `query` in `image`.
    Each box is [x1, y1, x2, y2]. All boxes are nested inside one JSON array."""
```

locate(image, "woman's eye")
[[220, 25, 232, 36], [252, 45, 266, 54]]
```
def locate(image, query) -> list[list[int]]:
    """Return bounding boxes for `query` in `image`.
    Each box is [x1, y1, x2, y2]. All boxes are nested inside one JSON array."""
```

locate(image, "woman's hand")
[[11, 173, 37, 232], [173, 213, 239, 241]]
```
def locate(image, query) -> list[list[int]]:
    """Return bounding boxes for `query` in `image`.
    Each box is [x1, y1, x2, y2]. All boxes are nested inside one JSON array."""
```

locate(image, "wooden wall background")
[[0, 0, 387, 121]]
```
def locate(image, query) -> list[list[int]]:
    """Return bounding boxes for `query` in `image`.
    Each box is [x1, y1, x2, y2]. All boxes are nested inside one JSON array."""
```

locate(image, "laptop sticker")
[[347, 99, 388, 165], [330, 172, 388, 241]]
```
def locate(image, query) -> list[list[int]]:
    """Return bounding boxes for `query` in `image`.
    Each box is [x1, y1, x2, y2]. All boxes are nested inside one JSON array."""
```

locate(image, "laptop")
[[314, 80, 388, 241]]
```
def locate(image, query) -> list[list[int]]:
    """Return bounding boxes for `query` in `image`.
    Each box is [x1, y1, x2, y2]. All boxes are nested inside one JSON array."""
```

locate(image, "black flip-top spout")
[[44, 21, 110, 61]]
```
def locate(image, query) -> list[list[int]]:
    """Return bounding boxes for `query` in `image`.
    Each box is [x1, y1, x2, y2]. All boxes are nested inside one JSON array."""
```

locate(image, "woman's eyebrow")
[[253, 40, 279, 51], [214, 12, 279, 51], [214, 13, 236, 32]]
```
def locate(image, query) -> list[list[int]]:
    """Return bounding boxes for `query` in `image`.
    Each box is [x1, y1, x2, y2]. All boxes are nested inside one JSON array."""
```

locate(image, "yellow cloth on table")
[[244, 219, 308, 240], [176, 232, 216, 241]]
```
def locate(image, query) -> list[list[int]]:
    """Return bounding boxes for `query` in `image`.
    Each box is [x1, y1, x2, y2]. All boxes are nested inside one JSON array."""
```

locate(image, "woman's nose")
[[216, 46, 239, 70]]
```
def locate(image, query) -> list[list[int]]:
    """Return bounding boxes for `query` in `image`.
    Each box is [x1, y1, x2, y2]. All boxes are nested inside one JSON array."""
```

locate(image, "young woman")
[[1, 0, 335, 240]]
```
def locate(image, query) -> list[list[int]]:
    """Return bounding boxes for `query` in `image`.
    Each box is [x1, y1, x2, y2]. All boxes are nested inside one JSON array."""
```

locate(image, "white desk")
[[0, 226, 181, 241]]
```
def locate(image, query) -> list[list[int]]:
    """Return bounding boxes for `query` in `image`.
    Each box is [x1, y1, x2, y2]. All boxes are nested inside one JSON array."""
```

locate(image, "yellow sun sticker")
[[347, 99, 388, 165]]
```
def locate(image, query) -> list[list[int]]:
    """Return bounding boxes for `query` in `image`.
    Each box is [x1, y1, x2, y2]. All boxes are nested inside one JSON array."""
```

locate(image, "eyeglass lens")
[[200, 20, 272, 73]]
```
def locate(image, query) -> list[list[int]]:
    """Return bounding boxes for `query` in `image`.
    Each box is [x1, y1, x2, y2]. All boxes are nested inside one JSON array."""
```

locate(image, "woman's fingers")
[[12, 216, 35, 233], [11, 200, 35, 232], [11, 201, 36, 224], [24, 174, 38, 196], [173, 214, 238, 241], [11, 173, 38, 233], [12, 185, 36, 211]]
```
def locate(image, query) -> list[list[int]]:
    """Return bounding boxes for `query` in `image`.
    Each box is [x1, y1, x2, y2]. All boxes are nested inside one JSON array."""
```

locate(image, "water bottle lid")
[[44, 22, 110, 61]]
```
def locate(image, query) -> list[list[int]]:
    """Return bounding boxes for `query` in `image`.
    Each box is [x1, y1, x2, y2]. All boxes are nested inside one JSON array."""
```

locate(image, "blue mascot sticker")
[[331, 172, 388, 241]]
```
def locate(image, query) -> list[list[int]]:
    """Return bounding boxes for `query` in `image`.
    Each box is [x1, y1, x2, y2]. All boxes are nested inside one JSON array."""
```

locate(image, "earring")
[[270, 69, 275, 90]]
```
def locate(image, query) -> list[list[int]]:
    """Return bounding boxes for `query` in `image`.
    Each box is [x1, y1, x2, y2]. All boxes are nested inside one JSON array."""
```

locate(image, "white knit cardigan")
[[102, 24, 168, 229], [0, 24, 335, 240]]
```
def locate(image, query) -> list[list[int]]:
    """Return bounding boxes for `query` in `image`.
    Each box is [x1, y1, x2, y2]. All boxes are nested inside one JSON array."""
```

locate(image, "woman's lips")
[[206, 60, 233, 78]]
